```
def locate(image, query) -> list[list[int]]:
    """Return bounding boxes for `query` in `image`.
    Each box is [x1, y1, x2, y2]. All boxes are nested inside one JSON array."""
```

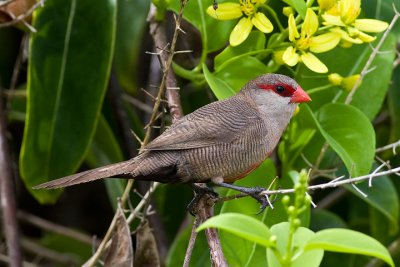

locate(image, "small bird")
[[34, 74, 311, 210]]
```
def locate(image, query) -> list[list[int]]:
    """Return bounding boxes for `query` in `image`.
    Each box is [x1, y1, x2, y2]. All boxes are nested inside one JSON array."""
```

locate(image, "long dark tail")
[[33, 160, 137, 189]]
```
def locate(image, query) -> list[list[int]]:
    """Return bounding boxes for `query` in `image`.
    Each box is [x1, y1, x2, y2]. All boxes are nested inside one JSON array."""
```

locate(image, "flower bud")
[[328, 73, 343, 86], [282, 195, 291, 206], [283, 7, 294, 17], [342, 74, 361, 91]]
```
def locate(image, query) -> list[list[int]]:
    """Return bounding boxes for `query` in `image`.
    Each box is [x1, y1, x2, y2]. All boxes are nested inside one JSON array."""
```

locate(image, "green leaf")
[[305, 229, 395, 267], [267, 222, 324, 267], [307, 104, 375, 177], [350, 33, 396, 120], [215, 56, 268, 92], [218, 160, 276, 266], [310, 210, 347, 232], [114, 0, 150, 93], [85, 115, 125, 209], [298, 32, 396, 121], [214, 31, 266, 69], [282, 0, 307, 18], [203, 64, 236, 100], [345, 175, 399, 234], [20, 0, 116, 203], [197, 213, 272, 248], [167, 217, 211, 267]]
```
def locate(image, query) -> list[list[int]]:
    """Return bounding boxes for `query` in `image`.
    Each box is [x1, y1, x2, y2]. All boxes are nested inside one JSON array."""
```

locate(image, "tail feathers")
[[33, 160, 136, 189]]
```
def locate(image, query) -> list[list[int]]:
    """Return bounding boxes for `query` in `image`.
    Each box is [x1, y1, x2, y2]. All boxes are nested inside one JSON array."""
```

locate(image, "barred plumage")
[[33, 74, 310, 189]]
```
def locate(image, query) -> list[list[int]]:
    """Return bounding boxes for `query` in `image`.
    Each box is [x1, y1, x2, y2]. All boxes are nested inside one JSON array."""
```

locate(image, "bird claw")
[[187, 184, 218, 216], [213, 183, 274, 214]]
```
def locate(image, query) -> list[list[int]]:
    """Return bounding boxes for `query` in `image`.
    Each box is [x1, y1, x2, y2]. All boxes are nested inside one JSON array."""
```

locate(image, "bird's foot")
[[187, 183, 218, 216], [214, 182, 271, 214]]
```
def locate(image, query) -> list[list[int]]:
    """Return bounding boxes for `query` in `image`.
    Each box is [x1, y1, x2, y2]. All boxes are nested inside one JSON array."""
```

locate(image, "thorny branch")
[[83, 2, 189, 266], [376, 139, 400, 154], [345, 4, 400, 104], [0, 0, 45, 32], [148, 2, 226, 266], [0, 91, 22, 267]]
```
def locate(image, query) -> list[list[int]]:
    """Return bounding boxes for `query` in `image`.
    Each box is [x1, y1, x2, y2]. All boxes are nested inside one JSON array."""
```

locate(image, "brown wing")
[[144, 95, 260, 151]]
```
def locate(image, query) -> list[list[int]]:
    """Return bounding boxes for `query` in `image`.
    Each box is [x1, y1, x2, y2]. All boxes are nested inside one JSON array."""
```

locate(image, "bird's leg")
[[213, 182, 270, 214], [187, 183, 218, 216]]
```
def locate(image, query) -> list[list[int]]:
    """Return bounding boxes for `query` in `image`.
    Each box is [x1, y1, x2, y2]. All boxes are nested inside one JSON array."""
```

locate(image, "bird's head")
[[241, 74, 311, 126], [245, 73, 311, 105]]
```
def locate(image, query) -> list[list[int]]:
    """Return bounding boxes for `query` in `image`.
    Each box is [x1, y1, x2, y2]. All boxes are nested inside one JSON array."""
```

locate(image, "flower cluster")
[[206, 0, 273, 46], [206, 0, 388, 74], [319, 0, 389, 47]]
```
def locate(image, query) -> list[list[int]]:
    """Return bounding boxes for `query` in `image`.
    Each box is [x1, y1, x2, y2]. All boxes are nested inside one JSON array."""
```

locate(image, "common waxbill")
[[34, 74, 311, 209]]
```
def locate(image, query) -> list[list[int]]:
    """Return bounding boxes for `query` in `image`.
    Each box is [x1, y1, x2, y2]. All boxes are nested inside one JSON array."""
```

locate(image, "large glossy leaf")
[[203, 64, 235, 100], [219, 160, 276, 267], [166, 217, 211, 267], [306, 104, 375, 177], [214, 31, 266, 69], [85, 115, 125, 209], [20, 0, 116, 203], [305, 229, 394, 267], [297, 33, 396, 121], [197, 213, 272, 248], [345, 175, 399, 234], [215, 56, 268, 92], [114, 0, 150, 93]]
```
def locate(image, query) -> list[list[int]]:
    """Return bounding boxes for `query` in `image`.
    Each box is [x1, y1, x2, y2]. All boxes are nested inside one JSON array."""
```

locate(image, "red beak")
[[291, 86, 311, 103]]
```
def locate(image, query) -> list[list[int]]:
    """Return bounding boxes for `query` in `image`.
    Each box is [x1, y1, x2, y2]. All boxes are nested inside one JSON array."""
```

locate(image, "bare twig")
[[193, 194, 228, 267], [345, 6, 400, 104], [83, 1, 188, 265], [183, 217, 201, 267], [21, 238, 78, 265], [17, 211, 97, 246], [0, 254, 37, 267], [0, 0, 44, 30], [0, 92, 22, 267], [0, 0, 17, 8], [376, 139, 400, 154], [260, 166, 400, 195], [123, 94, 153, 114]]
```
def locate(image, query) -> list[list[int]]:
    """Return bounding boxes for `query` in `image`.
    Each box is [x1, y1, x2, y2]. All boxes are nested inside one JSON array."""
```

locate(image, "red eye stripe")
[[257, 83, 296, 97]]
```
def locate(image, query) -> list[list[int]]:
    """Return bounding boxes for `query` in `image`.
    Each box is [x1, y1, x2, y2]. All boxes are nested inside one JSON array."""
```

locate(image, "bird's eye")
[[275, 85, 285, 93]]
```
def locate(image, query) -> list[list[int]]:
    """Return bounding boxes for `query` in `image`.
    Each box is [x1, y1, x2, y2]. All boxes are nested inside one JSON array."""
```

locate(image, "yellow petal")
[[229, 17, 253, 46], [288, 14, 299, 42], [301, 53, 328, 73], [330, 27, 363, 44], [342, 74, 361, 91], [282, 46, 299, 66], [206, 3, 243, 20], [251, 12, 273, 33], [273, 50, 286, 65], [339, 0, 361, 24], [328, 73, 343, 86], [354, 19, 388, 33], [357, 31, 376, 43], [310, 32, 341, 53], [283, 6, 294, 17], [322, 14, 345, 26], [302, 8, 319, 37], [317, 0, 336, 11]]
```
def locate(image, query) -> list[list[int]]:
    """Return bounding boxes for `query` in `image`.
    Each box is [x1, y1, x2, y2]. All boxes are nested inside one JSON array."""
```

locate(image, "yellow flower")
[[321, 0, 388, 45], [282, 8, 340, 73], [206, 0, 273, 46], [328, 73, 361, 91]]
